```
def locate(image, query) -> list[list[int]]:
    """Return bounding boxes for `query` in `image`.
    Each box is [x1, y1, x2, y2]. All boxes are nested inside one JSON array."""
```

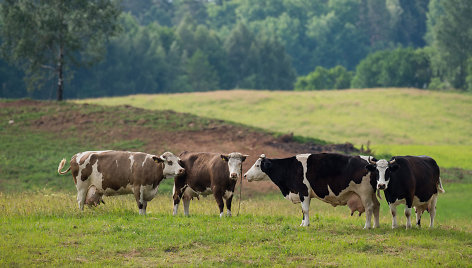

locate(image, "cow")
[[244, 153, 380, 229], [366, 156, 445, 229], [172, 152, 248, 217], [57, 151, 184, 215]]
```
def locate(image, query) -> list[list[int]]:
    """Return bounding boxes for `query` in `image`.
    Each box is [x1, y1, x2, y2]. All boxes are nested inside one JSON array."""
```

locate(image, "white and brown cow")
[[58, 151, 184, 215], [244, 153, 380, 228], [172, 152, 248, 217], [366, 155, 445, 229]]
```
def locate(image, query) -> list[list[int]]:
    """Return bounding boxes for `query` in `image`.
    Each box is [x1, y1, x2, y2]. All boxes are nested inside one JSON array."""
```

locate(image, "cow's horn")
[[260, 154, 266, 159], [388, 158, 396, 165], [368, 156, 377, 164]]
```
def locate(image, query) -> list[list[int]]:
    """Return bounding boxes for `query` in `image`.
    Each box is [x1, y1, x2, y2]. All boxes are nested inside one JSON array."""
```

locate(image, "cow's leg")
[[372, 193, 380, 228], [361, 193, 376, 229], [225, 195, 233, 217], [76, 181, 88, 211], [214, 192, 225, 218], [429, 194, 438, 228], [172, 184, 181, 216], [183, 196, 191, 216], [133, 186, 146, 215], [389, 203, 398, 229], [300, 196, 310, 227], [404, 206, 412, 229], [415, 207, 423, 227]]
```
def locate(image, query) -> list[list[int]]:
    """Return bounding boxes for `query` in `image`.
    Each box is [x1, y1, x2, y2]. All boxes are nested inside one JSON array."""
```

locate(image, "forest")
[[0, 0, 471, 99]]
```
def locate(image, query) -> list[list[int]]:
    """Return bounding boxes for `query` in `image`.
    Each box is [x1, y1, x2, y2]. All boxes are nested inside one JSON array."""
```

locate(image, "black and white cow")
[[244, 153, 380, 228], [366, 155, 445, 229]]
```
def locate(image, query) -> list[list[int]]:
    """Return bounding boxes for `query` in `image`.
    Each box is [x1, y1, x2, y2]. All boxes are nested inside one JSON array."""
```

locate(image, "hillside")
[[0, 99, 355, 193], [80, 88, 472, 170]]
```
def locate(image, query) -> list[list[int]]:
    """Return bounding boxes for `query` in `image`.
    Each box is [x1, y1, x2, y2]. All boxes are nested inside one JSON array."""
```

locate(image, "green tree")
[[428, 0, 472, 89], [185, 49, 219, 91], [0, 0, 121, 100]]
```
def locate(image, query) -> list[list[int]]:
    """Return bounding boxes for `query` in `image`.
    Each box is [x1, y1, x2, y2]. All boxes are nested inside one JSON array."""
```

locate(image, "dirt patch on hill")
[[7, 99, 360, 194]]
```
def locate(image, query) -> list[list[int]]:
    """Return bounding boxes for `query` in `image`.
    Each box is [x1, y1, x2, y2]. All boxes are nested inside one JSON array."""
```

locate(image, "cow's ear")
[[241, 155, 249, 162], [389, 164, 399, 172], [366, 164, 376, 172], [221, 155, 229, 162], [153, 156, 164, 163]]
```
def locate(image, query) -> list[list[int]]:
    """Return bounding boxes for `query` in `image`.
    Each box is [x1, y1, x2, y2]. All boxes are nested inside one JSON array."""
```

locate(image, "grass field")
[[80, 88, 472, 169], [1, 98, 471, 266], [1, 186, 471, 266]]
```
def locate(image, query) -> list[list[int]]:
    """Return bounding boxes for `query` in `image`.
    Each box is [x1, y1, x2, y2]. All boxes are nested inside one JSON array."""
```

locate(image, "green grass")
[[79, 88, 472, 169], [0, 187, 470, 267], [1, 98, 471, 266]]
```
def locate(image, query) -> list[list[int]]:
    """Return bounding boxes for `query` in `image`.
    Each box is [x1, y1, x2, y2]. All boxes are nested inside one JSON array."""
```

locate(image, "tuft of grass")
[[79, 88, 472, 169]]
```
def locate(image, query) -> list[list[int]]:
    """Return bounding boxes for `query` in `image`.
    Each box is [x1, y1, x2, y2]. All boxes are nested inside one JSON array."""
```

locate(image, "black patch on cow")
[[383, 156, 440, 207], [260, 156, 309, 198], [305, 153, 369, 198], [138, 202, 143, 209]]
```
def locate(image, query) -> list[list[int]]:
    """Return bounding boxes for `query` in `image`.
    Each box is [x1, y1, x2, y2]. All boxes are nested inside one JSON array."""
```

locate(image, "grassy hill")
[[80, 88, 472, 169]]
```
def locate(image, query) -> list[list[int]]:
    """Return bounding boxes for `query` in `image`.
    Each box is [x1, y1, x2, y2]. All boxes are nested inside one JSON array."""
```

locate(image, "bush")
[[294, 65, 353, 90], [351, 47, 432, 89]]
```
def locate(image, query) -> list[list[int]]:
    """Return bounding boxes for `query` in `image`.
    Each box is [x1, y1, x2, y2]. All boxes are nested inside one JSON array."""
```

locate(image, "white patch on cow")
[[142, 154, 153, 167], [115, 160, 118, 167], [224, 190, 233, 200], [219, 212, 224, 218], [139, 185, 145, 204], [300, 197, 311, 226], [375, 159, 389, 189], [405, 207, 412, 229], [244, 158, 270, 182], [285, 192, 301, 203], [139, 184, 160, 201], [173, 204, 178, 215], [227, 209, 232, 216], [129, 155, 135, 173]]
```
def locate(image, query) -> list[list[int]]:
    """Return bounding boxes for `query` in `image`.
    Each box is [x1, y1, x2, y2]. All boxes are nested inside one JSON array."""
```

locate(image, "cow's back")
[[396, 156, 440, 201], [178, 152, 228, 191], [306, 153, 370, 198]]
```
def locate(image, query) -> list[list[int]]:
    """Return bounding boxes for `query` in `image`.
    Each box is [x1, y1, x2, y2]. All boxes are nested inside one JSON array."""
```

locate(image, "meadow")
[[81, 88, 472, 169], [1, 97, 471, 266], [1, 186, 471, 266]]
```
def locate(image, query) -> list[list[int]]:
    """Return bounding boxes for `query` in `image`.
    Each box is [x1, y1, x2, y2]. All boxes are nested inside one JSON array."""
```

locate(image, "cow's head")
[[365, 157, 399, 190], [244, 154, 271, 182], [221, 152, 248, 180], [154, 151, 185, 176]]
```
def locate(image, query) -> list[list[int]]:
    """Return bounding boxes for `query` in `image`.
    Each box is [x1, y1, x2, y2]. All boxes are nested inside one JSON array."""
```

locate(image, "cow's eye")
[[256, 165, 260, 168], [168, 161, 173, 165]]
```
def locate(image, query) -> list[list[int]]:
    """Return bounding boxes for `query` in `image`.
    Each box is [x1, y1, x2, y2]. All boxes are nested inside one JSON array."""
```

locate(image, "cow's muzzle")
[[178, 168, 185, 175], [377, 184, 386, 190], [230, 173, 238, 179]]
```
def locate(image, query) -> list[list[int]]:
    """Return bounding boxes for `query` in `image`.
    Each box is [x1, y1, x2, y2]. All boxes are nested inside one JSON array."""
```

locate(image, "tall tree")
[[0, 0, 121, 100], [428, 0, 472, 89]]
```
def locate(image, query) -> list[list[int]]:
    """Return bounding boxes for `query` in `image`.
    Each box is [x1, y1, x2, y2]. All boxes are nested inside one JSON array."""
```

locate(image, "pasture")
[[80, 88, 472, 169], [1, 98, 471, 266]]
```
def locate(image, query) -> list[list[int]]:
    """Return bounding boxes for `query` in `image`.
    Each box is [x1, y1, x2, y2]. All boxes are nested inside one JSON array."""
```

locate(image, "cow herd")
[[58, 150, 444, 229]]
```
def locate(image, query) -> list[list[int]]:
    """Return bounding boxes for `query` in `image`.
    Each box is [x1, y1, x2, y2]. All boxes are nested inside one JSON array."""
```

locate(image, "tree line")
[[0, 0, 471, 100]]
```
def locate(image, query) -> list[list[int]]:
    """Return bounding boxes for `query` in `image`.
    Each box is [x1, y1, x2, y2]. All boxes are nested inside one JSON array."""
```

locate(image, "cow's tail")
[[57, 158, 71, 175], [437, 177, 445, 193]]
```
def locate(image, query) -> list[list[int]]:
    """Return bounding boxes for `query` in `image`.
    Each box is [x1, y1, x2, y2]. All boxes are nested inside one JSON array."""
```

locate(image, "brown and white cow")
[[57, 151, 184, 215], [244, 153, 380, 228], [172, 152, 248, 217]]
